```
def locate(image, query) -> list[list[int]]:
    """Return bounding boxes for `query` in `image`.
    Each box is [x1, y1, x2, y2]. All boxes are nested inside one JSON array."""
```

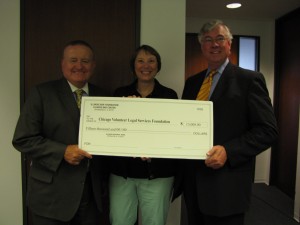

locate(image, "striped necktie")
[[196, 70, 217, 100], [74, 89, 84, 109]]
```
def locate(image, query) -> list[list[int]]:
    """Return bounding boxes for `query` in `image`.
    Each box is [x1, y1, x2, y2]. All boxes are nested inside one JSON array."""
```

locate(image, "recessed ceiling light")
[[226, 3, 242, 9]]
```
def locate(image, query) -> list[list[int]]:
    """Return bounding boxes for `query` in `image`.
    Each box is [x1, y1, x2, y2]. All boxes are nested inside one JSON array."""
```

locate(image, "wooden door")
[[272, 8, 300, 198], [21, 0, 141, 224]]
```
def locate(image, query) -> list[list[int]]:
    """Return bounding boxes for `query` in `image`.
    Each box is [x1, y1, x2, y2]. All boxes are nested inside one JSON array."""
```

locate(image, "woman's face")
[[134, 50, 158, 82]]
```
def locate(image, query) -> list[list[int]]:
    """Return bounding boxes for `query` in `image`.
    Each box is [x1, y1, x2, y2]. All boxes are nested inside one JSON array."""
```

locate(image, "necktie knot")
[[75, 89, 84, 109], [208, 70, 218, 80], [208, 70, 217, 78], [196, 70, 217, 101]]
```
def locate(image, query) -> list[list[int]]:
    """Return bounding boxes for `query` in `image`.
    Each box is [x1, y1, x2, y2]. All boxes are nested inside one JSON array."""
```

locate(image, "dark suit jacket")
[[181, 63, 278, 217], [12, 78, 108, 221]]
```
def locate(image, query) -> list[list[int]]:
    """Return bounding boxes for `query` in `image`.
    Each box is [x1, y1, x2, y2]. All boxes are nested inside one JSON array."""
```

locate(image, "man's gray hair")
[[198, 20, 233, 44]]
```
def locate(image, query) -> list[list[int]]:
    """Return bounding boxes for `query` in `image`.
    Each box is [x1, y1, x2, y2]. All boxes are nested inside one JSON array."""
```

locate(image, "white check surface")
[[79, 97, 213, 159]]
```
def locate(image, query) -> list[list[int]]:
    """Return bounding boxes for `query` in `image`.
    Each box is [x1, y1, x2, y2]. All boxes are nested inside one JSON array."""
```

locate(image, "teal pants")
[[109, 174, 174, 225]]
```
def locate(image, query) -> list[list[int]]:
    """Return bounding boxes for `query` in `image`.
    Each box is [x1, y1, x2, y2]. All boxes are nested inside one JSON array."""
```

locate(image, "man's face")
[[200, 25, 231, 69], [61, 45, 95, 88]]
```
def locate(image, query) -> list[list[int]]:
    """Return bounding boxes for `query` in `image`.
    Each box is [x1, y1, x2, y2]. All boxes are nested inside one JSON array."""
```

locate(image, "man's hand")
[[205, 145, 227, 169], [64, 145, 92, 165]]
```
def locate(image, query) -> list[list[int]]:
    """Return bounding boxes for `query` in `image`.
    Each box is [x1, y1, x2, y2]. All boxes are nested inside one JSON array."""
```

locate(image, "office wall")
[[0, 0, 23, 225], [141, 0, 186, 98], [187, 18, 275, 184], [140, 2, 185, 225]]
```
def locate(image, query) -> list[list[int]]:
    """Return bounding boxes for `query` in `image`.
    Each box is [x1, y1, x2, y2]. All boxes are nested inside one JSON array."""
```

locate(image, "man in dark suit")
[[182, 20, 278, 225], [13, 40, 108, 225]]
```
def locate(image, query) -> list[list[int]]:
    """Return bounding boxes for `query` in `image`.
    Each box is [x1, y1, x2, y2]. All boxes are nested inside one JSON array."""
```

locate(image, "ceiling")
[[186, 0, 300, 20]]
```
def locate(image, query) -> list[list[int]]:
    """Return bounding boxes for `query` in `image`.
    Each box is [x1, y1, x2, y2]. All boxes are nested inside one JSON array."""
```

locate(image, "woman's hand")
[[141, 157, 151, 162], [126, 95, 140, 98]]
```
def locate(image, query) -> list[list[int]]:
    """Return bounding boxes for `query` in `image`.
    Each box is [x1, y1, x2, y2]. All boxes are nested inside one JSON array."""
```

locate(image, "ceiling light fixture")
[[226, 3, 242, 9]]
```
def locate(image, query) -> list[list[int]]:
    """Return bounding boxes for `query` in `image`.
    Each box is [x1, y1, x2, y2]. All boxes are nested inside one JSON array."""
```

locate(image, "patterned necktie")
[[74, 89, 84, 109], [196, 70, 217, 101]]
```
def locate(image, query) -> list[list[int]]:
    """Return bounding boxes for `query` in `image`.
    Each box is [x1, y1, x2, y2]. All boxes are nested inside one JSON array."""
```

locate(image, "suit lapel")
[[56, 79, 80, 126], [210, 63, 235, 102], [88, 83, 96, 96]]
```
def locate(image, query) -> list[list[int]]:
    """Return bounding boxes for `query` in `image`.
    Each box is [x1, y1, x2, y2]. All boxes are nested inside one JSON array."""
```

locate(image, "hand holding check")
[[205, 145, 227, 169]]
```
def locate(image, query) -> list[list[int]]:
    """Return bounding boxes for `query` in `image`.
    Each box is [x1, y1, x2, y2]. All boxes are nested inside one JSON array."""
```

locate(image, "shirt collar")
[[208, 58, 229, 76], [68, 81, 89, 95]]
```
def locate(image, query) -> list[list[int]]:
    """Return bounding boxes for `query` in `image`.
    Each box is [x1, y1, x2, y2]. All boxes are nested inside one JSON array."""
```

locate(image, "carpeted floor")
[[245, 183, 299, 225]]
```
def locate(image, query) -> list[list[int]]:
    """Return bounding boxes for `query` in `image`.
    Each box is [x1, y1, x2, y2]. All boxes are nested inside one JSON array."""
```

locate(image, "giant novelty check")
[[79, 97, 213, 159]]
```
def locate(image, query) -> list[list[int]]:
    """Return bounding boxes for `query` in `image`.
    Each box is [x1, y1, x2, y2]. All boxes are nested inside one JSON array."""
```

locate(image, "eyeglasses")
[[201, 36, 227, 45]]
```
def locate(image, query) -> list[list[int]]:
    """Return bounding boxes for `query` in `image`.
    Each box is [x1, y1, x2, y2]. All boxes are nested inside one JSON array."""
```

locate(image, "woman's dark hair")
[[130, 45, 161, 74]]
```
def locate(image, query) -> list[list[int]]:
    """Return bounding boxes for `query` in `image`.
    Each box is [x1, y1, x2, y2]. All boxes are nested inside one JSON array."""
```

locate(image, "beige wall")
[[0, 0, 23, 225], [141, 0, 186, 98]]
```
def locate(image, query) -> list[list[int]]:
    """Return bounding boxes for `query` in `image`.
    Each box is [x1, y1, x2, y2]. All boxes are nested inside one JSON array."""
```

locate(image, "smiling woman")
[[109, 44, 179, 225]]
